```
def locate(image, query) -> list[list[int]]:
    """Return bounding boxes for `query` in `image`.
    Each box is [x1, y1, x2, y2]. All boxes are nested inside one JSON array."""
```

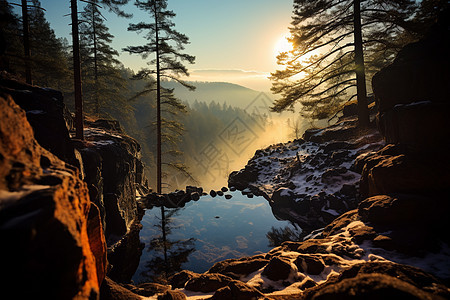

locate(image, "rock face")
[[79, 119, 144, 241], [1, 75, 149, 284], [75, 118, 149, 283], [0, 75, 77, 166], [0, 91, 101, 298], [372, 12, 450, 155]]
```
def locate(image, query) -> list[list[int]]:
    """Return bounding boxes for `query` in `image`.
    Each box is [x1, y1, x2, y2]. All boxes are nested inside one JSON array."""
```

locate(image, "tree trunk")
[[154, 3, 162, 194], [71, 0, 84, 139], [353, 0, 370, 128], [93, 7, 99, 116], [160, 207, 168, 270], [21, 0, 32, 84]]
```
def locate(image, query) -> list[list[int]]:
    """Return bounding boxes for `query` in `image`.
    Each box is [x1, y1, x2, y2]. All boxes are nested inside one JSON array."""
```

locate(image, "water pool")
[[132, 191, 299, 283]]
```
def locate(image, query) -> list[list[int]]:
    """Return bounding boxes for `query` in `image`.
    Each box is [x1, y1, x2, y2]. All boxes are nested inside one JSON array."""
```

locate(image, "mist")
[[168, 100, 310, 191]]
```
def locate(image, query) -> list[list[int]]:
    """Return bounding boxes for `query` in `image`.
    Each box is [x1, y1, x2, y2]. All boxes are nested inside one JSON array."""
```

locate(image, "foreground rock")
[[0, 89, 102, 298], [109, 208, 450, 299], [1, 75, 149, 285]]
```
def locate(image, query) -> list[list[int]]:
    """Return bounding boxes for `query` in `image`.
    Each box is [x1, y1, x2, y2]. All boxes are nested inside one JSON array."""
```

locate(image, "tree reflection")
[[140, 207, 196, 284], [266, 225, 303, 247]]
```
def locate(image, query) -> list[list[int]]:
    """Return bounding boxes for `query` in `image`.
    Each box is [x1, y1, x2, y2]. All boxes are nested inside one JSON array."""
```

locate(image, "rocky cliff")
[[74, 118, 149, 283], [0, 73, 149, 298], [0, 82, 101, 299]]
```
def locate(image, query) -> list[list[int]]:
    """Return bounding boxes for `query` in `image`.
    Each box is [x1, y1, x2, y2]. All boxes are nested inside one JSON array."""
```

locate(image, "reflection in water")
[[133, 192, 300, 283], [140, 207, 196, 284], [266, 225, 303, 247]]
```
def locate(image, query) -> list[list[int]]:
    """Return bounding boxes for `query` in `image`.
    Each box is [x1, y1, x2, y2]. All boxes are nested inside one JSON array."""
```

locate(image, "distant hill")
[[161, 80, 274, 109]]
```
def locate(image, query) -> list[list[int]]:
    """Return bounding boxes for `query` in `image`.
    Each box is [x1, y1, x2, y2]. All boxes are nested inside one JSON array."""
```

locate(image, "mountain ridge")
[[161, 80, 274, 109]]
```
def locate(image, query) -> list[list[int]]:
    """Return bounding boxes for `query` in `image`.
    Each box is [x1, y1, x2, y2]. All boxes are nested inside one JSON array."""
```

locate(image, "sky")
[[30, 0, 294, 92]]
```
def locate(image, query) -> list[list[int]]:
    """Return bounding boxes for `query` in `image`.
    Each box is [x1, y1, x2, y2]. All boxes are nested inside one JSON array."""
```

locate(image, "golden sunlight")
[[274, 33, 293, 56]]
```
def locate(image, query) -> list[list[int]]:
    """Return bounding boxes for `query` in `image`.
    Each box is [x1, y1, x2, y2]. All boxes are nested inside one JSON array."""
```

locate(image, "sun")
[[274, 33, 293, 56]]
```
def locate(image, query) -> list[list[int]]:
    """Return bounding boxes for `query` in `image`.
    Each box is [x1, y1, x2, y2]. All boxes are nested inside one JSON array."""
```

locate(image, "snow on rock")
[[229, 123, 385, 233], [130, 211, 449, 299]]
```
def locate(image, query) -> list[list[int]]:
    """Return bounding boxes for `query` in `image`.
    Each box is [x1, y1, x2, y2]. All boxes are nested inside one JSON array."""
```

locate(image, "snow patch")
[[0, 185, 51, 209], [280, 188, 292, 197], [92, 140, 115, 146], [394, 100, 432, 109], [26, 110, 45, 115]]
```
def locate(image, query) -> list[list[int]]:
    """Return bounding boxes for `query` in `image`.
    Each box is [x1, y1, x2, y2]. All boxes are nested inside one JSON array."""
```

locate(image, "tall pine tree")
[[123, 0, 195, 194], [0, 0, 22, 74], [79, 0, 129, 117], [270, 0, 418, 127], [29, 0, 71, 90], [70, 0, 131, 139]]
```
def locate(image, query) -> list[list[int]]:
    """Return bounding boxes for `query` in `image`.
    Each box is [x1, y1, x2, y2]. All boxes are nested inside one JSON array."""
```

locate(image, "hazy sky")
[[32, 0, 294, 91]]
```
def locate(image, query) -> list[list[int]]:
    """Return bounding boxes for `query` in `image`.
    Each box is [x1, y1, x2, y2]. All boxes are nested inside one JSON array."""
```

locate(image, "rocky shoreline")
[[228, 112, 384, 235]]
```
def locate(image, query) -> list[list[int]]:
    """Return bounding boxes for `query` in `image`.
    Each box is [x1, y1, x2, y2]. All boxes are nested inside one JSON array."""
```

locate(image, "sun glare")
[[274, 34, 293, 56]]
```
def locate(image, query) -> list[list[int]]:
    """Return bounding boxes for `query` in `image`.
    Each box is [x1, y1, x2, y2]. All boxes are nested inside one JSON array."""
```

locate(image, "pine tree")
[[70, 0, 130, 139], [28, 0, 71, 90], [0, 1, 70, 89], [79, 1, 129, 117], [123, 0, 196, 194], [270, 0, 418, 127], [0, 0, 22, 74]]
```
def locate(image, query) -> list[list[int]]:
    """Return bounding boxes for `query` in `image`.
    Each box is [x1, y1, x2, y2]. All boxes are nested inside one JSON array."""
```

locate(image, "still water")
[[132, 191, 297, 283]]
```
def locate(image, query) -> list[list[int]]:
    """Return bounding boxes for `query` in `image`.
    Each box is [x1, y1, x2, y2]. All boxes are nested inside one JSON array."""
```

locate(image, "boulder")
[[261, 256, 295, 282], [208, 256, 269, 279], [184, 273, 234, 293], [358, 194, 441, 228], [170, 270, 198, 289], [338, 261, 447, 292], [303, 117, 364, 144], [210, 280, 265, 300], [157, 290, 187, 300], [294, 254, 325, 275], [100, 277, 141, 300], [361, 153, 450, 197], [304, 274, 439, 300]]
